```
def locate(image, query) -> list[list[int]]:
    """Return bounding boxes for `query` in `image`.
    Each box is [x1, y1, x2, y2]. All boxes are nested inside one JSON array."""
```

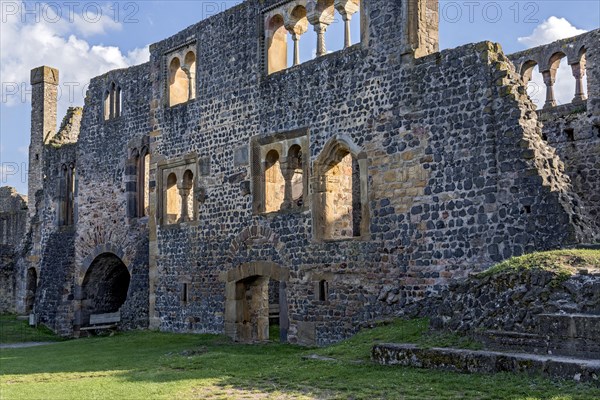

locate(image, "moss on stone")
[[478, 249, 600, 281]]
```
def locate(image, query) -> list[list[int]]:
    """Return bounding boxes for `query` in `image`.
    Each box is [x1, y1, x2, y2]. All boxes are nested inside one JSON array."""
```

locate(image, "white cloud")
[[519, 17, 588, 108], [518, 16, 587, 48], [0, 1, 149, 111]]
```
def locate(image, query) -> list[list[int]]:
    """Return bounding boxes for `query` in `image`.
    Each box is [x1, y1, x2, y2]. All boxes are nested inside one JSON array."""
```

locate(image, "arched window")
[[104, 90, 111, 120], [104, 82, 122, 120], [266, 14, 288, 74], [136, 147, 150, 217], [115, 85, 122, 117], [169, 57, 190, 106], [264, 150, 285, 212], [59, 163, 75, 226], [184, 51, 196, 101], [165, 173, 181, 224], [181, 169, 195, 222], [313, 137, 368, 241], [288, 144, 304, 207]]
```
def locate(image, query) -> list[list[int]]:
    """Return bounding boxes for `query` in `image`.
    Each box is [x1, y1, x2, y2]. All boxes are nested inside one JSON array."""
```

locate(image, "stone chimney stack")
[[29, 66, 59, 215]]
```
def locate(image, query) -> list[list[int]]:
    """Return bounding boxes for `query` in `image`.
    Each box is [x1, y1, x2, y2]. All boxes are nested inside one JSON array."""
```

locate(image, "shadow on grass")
[[2, 320, 600, 400]]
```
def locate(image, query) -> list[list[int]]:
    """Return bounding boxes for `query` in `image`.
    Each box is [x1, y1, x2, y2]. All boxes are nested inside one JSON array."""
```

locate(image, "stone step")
[[537, 313, 600, 341], [475, 328, 600, 360], [372, 343, 600, 383]]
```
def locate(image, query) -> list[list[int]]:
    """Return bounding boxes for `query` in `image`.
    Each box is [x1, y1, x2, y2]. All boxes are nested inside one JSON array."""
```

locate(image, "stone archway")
[[25, 268, 37, 313], [222, 262, 289, 343], [80, 253, 130, 327]]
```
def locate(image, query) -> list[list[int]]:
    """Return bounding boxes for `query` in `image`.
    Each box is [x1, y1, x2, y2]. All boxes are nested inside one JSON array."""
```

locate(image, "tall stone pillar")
[[29, 66, 59, 217]]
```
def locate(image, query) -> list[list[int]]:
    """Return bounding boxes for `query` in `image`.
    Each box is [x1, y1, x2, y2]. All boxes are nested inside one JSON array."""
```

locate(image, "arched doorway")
[[25, 268, 37, 313], [224, 262, 289, 343], [81, 253, 130, 327]]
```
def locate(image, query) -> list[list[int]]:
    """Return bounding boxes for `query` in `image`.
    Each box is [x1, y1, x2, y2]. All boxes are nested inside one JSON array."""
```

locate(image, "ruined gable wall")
[[33, 62, 152, 335], [147, 0, 593, 345], [0, 187, 27, 313], [72, 63, 152, 332]]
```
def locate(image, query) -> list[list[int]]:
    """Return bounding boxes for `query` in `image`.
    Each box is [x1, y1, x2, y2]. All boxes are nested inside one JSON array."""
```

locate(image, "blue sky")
[[1, 0, 599, 194]]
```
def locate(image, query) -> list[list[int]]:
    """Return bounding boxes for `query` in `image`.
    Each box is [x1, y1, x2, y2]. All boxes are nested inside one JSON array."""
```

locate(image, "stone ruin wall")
[[509, 30, 600, 233], [15, 0, 600, 345], [31, 63, 152, 336], [0, 187, 27, 313], [145, 0, 597, 345]]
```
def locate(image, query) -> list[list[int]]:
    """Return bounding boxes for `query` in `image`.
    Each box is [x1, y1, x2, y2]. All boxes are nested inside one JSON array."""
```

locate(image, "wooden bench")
[[268, 304, 279, 324], [80, 311, 121, 331]]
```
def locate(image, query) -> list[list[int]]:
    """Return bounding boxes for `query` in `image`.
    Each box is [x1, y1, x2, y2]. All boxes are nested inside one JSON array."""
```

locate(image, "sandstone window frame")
[[251, 128, 309, 215], [156, 155, 199, 227], [58, 162, 76, 227], [103, 81, 122, 121], [126, 143, 151, 219], [165, 42, 197, 107], [312, 135, 369, 242]]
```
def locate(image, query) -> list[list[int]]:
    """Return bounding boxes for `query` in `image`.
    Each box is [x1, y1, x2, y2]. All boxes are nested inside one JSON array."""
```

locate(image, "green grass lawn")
[[1, 317, 599, 399], [0, 315, 65, 344]]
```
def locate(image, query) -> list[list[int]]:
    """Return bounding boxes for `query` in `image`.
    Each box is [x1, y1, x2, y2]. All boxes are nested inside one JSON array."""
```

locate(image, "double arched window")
[[168, 50, 196, 107], [59, 162, 76, 226], [129, 146, 150, 218], [104, 82, 122, 120], [163, 169, 196, 225]]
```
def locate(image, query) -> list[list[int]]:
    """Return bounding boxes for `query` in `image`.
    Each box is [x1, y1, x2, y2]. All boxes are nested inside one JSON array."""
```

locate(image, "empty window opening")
[[564, 128, 575, 142], [323, 151, 362, 239], [166, 173, 181, 224], [104, 90, 111, 120], [115, 85, 122, 117], [104, 83, 122, 120], [318, 280, 329, 301], [59, 163, 75, 226], [264, 150, 285, 212], [25, 268, 37, 313], [184, 51, 196, 100], [181, 169, 195, 222], [523, 205, 532, 214], [136, 148, 150, 217], [267, 14, 288, 74], [169, 57, 189, 106], [285, 6, 309, 67], [288, 145, 304, 207], [267, 0, 360, 74], [168, 51, 196, 107], [181, 283, 189, 303]]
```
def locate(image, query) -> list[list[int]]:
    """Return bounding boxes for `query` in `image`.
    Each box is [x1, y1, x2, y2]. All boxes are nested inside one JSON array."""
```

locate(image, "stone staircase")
[[475, 313, 600, 360], [372, 313, 600, 382]]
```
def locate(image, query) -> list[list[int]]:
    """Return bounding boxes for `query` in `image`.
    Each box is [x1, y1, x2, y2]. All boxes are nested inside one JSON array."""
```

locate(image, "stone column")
[[285, 8, 308, 67], [571, 63, 587, 103], [179, 188, 190, 223], [281, 160, 294, 210], [542, 70, 557, 109], [335, 0, 360, 48], [307, 1, 335, 57]]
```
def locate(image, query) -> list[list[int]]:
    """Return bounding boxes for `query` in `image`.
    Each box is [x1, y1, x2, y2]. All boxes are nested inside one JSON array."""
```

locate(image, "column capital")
[[334, 0, 360, 20]]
